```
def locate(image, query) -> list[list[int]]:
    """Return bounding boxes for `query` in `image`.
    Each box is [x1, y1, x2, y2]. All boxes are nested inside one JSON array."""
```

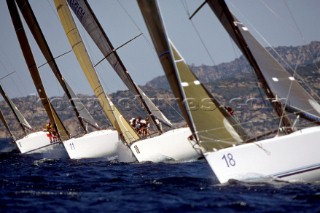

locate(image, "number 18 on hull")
[[205, 126, 320, 184]]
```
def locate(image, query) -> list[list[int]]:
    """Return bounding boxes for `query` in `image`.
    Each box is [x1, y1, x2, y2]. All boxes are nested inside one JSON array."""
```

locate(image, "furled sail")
[[0, 109, 15, 140], [170, 41, 249, 150], [54, 0, 139, 144], [16, 0, 99, 133], [66, 0, 172, 129], [7, 0, 70, 141], [207, 0, 320, 124], [0, 85, 32, 135]]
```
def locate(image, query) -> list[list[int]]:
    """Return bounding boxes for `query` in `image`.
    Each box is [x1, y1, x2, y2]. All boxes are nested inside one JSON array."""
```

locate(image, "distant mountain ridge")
[[1, 41, 320, 138]]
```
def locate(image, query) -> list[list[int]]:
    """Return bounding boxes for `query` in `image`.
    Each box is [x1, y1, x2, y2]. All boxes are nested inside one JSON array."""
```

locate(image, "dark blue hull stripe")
[[275, 164, 320, 178]]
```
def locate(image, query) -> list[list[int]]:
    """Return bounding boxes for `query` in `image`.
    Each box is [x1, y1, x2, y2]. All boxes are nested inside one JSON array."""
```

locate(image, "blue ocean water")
[[1, 139, 320, 212]]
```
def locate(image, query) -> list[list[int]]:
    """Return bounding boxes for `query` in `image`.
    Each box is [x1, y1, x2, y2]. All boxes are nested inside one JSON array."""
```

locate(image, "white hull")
[[63, 129, 119, 159], [130, 127, 201, 162], [15, 131, 67, 158], [205, 126, 320, 184]]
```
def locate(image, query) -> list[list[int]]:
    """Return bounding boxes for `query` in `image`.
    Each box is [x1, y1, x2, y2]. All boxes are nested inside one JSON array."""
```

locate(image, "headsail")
[[7, 0, 70, 141], [0, 85, 32, 135], [16, 0, 99, 133], [170, 41, 249, 150], [54, 0, 140, 144], [206, 0, 320, 125], [66, 0, 172, 129], [0, 109, 15, 140], [137, 0, 249, 151]]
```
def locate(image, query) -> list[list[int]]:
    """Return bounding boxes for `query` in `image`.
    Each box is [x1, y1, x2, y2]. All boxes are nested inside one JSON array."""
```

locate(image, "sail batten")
[[7, 0, 69, 141], [54, 0, 139, 144], [67, 0, 172, 130]]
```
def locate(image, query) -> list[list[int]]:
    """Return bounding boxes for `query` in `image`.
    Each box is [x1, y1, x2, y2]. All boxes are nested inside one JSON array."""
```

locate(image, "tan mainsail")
[[7, 0, 69, 141], [54, 0, 139, 144]]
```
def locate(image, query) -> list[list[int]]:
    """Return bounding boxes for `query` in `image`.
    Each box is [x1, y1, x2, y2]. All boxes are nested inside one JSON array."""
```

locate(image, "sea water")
[[1, 139, 320, 212]]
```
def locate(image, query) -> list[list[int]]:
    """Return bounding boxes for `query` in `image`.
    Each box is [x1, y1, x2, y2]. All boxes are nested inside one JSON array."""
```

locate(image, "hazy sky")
[[0, 0, 320, 98]]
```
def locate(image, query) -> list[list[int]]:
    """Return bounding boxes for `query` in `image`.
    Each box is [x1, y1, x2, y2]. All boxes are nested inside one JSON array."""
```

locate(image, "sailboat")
[[6, 0, 69, 157], [15, 0, 118, 160], [55, 0, 140, 161], [202, 0, 320, 183], [139, 0, 320, 183], [66, 0, 201, 162]]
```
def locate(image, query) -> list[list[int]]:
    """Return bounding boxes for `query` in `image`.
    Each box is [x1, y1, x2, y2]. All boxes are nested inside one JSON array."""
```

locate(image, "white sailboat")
[[55, 0, 140, 161], [7, 0, 68, 158], [138, 0, 320, 183], [203, 0, 320, 183], [67, 0, 201, 162]]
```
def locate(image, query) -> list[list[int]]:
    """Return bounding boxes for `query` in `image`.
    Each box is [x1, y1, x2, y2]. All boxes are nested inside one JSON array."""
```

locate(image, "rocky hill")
[[1, 41, 320, 139]]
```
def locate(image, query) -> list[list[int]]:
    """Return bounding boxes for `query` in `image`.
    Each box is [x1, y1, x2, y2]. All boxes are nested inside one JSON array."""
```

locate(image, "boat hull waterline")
[[205, 126, 320, 184]]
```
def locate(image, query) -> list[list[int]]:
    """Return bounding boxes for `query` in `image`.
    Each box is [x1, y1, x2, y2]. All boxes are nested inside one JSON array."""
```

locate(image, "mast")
[[0, 85, 32, 136], [6, 0, 70, 141], [0, 109, 15, 140], [67, 0, 171, 132], [206, 0, 293, 133], [54, 0, 140, 144], [15, 0, 99, 134], [137, 0, 196, 137]]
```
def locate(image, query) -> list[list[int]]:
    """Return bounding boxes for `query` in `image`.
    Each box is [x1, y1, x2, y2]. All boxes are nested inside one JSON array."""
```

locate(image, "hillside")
[[1, 41, 320, 138]]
